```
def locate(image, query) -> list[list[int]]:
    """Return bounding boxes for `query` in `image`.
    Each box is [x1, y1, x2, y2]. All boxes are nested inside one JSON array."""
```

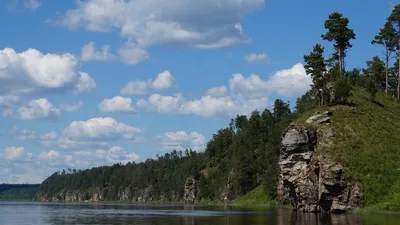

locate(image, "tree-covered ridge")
[[0, 184, 39, 200], [38, 99, 293, 202], [39, 5, 400, 208]]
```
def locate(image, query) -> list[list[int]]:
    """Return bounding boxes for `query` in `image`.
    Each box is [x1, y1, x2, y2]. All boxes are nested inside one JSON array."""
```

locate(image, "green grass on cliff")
[[234, 185, 274, 206], [297, 87, 400, 208]]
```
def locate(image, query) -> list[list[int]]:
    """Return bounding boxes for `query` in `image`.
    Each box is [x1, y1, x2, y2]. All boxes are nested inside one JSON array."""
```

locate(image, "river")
[[1, 201, 400, 225]]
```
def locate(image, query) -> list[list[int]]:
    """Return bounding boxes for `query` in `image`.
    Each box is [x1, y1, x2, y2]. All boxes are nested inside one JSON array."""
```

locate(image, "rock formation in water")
[[277, 111, 363, 213]]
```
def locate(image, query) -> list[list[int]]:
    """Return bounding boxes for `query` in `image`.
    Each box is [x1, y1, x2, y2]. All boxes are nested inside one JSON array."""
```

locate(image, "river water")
[[1, 201, 400, 225]]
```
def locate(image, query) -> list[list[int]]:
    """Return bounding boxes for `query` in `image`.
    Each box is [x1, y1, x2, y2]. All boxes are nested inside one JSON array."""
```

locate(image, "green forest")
[[0, 184, 39, 200], [38, 5, 400, 209]]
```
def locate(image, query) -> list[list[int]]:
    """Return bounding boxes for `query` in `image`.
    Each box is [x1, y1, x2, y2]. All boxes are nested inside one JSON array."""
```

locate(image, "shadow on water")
[[2, 202, 400, 225]]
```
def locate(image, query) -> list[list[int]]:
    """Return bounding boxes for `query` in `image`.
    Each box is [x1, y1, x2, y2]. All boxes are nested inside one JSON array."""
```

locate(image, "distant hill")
[[0, 184, 40, 200]]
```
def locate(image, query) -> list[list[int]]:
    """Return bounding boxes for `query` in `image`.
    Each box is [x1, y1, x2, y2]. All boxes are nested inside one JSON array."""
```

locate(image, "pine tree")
[[321, 12, 356, 74], [372, 22, 397, 95], [389, 4, 400, 100], [304, 44, 327, 106], [362, 56, 386, 91]]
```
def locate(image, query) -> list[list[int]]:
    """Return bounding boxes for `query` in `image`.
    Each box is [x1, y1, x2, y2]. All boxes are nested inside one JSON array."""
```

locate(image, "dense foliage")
[[0, 184, 39, 200], [38, 100, 293, 202]]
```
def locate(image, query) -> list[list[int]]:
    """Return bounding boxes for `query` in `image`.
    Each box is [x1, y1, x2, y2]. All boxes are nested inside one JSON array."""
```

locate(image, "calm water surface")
[[1, 201, 400, 225]]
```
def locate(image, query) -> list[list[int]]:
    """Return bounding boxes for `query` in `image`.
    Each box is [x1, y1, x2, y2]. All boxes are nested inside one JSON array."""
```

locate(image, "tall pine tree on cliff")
[[388, 4, 400, 100], [304, 44, 327, 106], [321, 12, 356, 74], [372, 21, 397, 95]]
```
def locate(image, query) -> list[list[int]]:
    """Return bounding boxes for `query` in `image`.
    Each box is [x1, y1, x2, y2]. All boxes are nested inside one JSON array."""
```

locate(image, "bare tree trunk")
[[320, 91, 324, 106], [338, 47, 342, 74], [386, 47, 389, 95], [398, 41, 400, 101]]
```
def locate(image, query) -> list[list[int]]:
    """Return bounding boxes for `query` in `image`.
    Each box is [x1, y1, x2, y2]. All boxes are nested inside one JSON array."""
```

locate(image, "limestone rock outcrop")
[[184, 177, 196, 203], [277, 111, 363, 213]]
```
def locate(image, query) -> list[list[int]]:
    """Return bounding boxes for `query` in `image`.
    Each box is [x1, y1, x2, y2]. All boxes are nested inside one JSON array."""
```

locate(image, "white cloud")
[[152, 71, 174, 89], [38, 150, 60, 162], [267, 63, 312, 98], [99, 96, 137, 114], [58, 0, 263, 49], [181, 95, 269, 118], [138, 93, 268, 118], [137, 93, 184, 114], [66, 146, 140, 168], [229, 63, 311, 98], [205, 85, 227, 97], [25, 0, 41, 10], [80, 41, 116, 62], [62, 117, 141, 141], [59, 101, 84, 112], [120, 70, 174, 96], [244, 53, 271, 64], [74, 72, 97, 95], [160, 131, 205, 151], [80, 41, 148, 65], [0, 95, 19, 107], [120, 80, 151, 96], [2, 108, 12, 117], [138, 64, 310, 118], [117, 42, 149, 65], [17, 98, 61, 121], [4, 146, 25, 160], [0, 48, 96, 96]]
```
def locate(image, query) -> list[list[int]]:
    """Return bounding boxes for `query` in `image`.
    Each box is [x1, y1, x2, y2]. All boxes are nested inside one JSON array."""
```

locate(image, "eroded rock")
[[184, 177, 196, 204], [277, 111, 363, 213]]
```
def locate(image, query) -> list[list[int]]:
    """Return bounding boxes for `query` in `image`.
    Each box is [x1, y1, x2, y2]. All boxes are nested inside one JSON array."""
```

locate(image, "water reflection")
[[1, 202, 400, 225]]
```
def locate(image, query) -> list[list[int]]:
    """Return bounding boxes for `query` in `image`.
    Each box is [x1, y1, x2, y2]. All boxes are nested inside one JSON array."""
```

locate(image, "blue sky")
[[0, 0, 398, 183]]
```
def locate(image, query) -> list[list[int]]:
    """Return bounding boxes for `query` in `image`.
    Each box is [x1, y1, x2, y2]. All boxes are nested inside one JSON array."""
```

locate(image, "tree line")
[[303, 5, 400, 106], [38, 5, 400, 203]]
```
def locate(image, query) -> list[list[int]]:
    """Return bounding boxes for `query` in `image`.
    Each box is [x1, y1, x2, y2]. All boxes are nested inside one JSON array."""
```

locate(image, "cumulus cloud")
[[0, 48, 96, 96], [137, 93, 184, 114], [205, 85, 227, 97], [151, 71, 174, 89], [182, 96, 269, 118], [11, 127, 58, 145], [4, 146, 25, 160], [0, 95, 19, 107], [120, 70, 174, 95], [17, 98, 61, 121], [117, 42, 149, 65], [57, 0, 263, 49], [37, 150, 60, 164], [62, 117, 141, 141], [244, 53, 271, 64], [59, 101, 84, 112], [229, 63, 311, 98], [66, 146, 139, 168], [138, 64, 311, 118], [80, 41, 116, 62], [99, 96, 137, 114], [160, 131, 205, 151], [138, 93, 268, 118], [80, 41, 148, 65], [74, 72, 97, 95]]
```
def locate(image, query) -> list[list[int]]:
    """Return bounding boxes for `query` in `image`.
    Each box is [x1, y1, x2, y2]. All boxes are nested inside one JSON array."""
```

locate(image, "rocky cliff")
[[277, 111, 363, 213], [37, 181, 199, 203]]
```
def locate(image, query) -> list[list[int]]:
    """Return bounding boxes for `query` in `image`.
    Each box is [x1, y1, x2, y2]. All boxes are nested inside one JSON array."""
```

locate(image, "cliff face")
[[277, 111, 363, 213]]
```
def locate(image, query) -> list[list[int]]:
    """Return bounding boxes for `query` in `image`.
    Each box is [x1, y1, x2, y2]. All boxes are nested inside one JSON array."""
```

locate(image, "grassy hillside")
[[296, 87, 400, 209], [0, 184, 39, 200]]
